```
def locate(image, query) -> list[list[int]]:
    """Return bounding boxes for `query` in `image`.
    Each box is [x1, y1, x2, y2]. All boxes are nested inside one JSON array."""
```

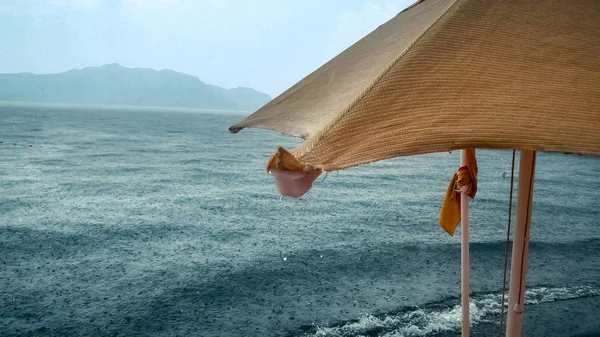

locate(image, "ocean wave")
[[305, 285, 600, 337]]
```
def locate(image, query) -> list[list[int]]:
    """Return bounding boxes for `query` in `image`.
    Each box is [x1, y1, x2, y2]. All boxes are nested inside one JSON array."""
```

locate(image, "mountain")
[[0, 64, 271, 111]]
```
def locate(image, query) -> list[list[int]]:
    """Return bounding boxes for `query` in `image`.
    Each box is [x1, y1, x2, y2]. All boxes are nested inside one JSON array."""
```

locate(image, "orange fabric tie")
[[439, 149, 478, 236]]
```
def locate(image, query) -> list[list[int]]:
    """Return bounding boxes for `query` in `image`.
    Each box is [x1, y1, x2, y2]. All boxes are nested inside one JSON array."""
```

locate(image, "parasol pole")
[[460, 150, 470, 337], [506, 150, 537, 337]]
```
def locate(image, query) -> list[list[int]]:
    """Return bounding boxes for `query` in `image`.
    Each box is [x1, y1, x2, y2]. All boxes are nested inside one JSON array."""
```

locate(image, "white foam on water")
[[310, 285, 600, 337]]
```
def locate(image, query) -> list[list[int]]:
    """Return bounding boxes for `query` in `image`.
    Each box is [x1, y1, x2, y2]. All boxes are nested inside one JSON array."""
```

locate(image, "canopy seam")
[[295, 0, 462, 166]]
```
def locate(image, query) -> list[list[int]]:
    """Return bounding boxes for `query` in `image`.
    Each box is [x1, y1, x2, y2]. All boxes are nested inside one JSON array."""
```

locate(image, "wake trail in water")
[[298, 285, 600, 337]]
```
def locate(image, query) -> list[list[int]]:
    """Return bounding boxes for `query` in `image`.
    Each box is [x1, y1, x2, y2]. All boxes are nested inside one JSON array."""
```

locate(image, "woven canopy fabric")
[[230, 0, 600, 172]]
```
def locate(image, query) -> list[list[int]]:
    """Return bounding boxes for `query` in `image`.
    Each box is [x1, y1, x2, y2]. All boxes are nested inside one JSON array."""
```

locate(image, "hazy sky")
[[1, 0, 413, 96]]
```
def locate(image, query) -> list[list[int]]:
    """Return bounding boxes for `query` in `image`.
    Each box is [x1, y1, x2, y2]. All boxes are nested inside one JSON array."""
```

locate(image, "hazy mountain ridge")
[[0, 64, 271, 110]]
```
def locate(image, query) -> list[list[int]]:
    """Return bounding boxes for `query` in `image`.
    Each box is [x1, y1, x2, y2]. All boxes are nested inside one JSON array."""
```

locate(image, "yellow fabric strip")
[[439, 149, 478, 236]]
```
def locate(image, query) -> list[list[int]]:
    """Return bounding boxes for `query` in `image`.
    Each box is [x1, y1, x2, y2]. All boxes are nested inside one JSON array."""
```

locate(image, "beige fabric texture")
[[230, 0, 600, 172]]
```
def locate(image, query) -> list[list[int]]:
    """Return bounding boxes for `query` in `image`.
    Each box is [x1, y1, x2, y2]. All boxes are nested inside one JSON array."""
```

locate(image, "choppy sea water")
[[1, 105, 599, 337]]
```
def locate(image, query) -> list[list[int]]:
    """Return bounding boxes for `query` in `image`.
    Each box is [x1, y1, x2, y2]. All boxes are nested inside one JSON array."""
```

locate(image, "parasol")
[[229, 0, 600, 335]]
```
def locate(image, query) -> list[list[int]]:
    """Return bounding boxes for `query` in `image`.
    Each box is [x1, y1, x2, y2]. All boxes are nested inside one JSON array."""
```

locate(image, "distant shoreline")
[[0, 100, 254, 116]]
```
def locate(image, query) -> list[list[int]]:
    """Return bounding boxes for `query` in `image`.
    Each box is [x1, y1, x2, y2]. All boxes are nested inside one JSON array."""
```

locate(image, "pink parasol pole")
[[460, 150, 470, 337], [506, 150, 537, 337]]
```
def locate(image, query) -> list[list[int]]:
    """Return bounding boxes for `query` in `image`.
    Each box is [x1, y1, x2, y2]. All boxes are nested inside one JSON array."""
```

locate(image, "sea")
[[1, 104, 600, 337]]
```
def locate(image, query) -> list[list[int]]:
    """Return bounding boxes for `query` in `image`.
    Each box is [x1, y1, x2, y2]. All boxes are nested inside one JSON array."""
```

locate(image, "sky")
[[0, 0, 414, 97]]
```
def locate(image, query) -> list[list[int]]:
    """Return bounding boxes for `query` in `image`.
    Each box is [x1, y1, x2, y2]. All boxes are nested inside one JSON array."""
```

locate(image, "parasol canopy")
[[230, 0, 600, 171]]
